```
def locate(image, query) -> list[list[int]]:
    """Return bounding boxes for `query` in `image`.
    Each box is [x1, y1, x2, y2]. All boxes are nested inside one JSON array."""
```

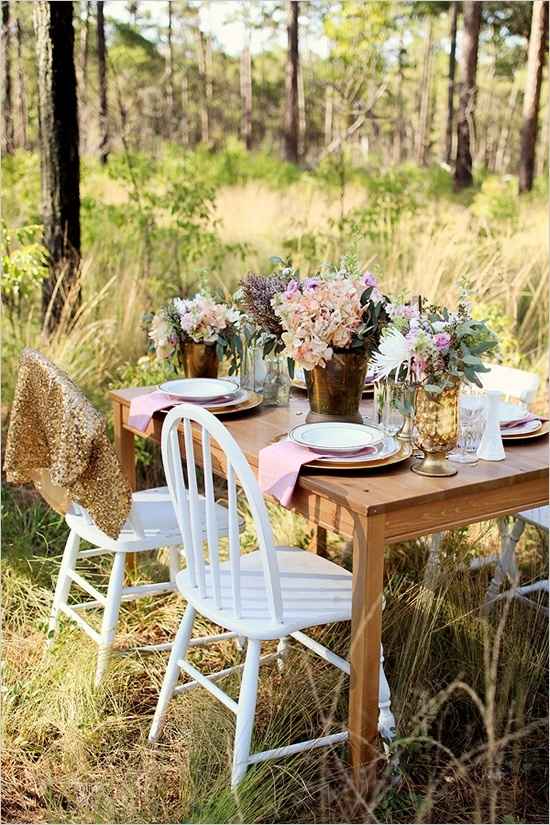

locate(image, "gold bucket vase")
[[178, 342, 219, 379], [411, 382, 459, 477], [304, 350, 368, 424]]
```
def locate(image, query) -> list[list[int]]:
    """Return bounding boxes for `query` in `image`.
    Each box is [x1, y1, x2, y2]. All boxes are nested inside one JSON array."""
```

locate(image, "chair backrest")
[[479, 363, 540, 404], [161, 404, 283, 625]]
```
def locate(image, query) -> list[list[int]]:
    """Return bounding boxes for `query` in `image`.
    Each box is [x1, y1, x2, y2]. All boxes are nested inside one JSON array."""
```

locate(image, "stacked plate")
[[499, 400, 548, 441], [158, 378, 262, 416], [287, 421, 411, 470]]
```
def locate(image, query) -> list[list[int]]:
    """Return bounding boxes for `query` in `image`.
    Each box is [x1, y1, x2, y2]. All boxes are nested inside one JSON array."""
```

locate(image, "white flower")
[[371, 328, 411, 379]]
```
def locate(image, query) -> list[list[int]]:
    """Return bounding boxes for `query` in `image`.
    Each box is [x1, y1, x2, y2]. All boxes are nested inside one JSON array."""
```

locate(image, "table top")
[[111, 386, 549, 518]]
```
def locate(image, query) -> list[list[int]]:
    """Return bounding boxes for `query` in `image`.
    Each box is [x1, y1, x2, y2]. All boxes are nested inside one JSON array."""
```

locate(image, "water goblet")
[[448, 390, 487, 464]]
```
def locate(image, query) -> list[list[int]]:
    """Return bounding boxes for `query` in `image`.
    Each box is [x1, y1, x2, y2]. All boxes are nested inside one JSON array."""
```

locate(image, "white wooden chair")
[[148, 403, 396, 789], [51, 484, 236, 685], [425, 365, 549, 612]]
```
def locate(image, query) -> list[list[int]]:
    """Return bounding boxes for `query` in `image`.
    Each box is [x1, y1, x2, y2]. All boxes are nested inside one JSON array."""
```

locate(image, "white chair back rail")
[[161, 404, 284, 627], [480, 363, 540, 404]]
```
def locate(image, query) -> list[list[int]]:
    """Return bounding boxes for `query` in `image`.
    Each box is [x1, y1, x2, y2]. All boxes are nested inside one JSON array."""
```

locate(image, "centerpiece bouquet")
[[271, 256, 390, 422], [149, 292, 240, 379], [371, 287, 498, 475]]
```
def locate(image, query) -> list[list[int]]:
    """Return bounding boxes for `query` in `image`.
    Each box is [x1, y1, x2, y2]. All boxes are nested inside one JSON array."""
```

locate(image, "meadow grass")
[[2, 153, 548, 822]]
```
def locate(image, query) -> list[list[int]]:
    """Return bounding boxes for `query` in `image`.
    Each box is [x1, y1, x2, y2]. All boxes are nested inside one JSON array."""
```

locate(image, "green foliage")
[[1, 223, 48, 323], [471, 176, 520, 225]]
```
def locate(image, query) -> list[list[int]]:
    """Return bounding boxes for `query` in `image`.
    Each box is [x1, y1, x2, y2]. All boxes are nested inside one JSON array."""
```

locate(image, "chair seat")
[[176, 547, 353, 640], [65, 486, 233, 552], [518, 506, 550, 531]]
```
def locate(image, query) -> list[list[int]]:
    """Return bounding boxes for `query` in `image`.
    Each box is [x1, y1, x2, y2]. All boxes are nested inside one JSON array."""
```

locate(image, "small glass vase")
[[411, 381, 460, 477], [240, 334, 267, 394], [262, 353, 290, 407], [373, 379, 415, 441]]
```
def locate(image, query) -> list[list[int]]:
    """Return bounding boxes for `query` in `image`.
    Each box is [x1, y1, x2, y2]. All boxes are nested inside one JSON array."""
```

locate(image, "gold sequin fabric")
[[4, 348, 132, 539]]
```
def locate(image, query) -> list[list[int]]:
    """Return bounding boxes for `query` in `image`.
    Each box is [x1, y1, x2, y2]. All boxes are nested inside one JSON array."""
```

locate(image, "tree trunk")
[[495, 79, 520, 173], [14, 8, 26, 149], [324, 83, 333, 147], [167, 0, 176, 139], [240, 27, 252, 149], [33, 1, 80, 330], [97, 1, 109, 164], [181, 69, 190, 146], [81, 0, 90, 97], [394, 35, 406, 164], [445, 0, 458, 165], [284, 0, 299, 163], [454, 0, 481, 191], [416, 18, 433, 166], [519, 0, 548, 193], [1, 1, 14, 155], [197, 29, 210, 144]]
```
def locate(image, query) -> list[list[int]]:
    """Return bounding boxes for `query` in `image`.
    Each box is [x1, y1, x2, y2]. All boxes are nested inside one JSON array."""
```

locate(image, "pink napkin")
[[501, 412, 538, 430], [128, 391, 178, 433], [259, 440, 376, 507]]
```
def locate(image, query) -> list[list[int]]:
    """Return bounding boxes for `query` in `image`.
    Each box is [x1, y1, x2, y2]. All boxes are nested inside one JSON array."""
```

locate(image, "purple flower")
[[284, 279, 300, 297], [433, 332, 451, 351], [362, 271, 378, 288], [303, 277, 319, 291]]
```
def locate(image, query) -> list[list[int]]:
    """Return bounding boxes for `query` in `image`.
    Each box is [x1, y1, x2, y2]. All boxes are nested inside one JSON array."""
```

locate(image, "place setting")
[[259, 420, 413, 507], [127, 377, 262, 433], [498, 400, 549, 441]]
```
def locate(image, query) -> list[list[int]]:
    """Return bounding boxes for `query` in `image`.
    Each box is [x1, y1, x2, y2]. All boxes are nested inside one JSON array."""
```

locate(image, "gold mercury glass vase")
[[411, 381, 460, 477], [178, 341, 219, 379], [304, 350, 368, 424]]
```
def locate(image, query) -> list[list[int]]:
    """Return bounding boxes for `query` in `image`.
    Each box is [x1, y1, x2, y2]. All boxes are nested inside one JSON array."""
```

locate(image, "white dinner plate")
[[158, 378, 239, 402], [313, 436, 400, 464], [497, 400, 530, 425], [501, 418, 542, 437], [289, 421, 385, 453]]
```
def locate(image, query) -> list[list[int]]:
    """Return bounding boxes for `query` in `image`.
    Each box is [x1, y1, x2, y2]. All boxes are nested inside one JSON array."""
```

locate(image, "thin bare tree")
[[284, 0, 299, 163], [1, 1, 14, 155], [97, 1, 109, 164], [454, 0, 481, 190], [240, 7, 252, 149], [519, 0, 548, 193], [444, 0, 459, 165], [34, 0, 81, 329]]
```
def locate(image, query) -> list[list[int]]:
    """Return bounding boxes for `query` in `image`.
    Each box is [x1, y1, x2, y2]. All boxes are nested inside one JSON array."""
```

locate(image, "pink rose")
[[434, 332, 451, 351]]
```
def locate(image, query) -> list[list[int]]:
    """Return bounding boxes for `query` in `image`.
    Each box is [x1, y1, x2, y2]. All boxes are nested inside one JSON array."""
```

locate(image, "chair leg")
[[95, 552, 126, 686], [484, 518, 525, 611], [231, 638, 261, 790], [149, 604, 196, 743], [423, 532, 443, 587], [378, 643, 396, 742], [168, 546, 181, 583], [276, 636, 290, 672], [47, 530, 80, 645]]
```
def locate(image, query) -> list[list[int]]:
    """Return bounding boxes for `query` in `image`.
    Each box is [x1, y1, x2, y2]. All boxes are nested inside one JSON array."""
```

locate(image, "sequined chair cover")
[[4, 348, 132, 539]]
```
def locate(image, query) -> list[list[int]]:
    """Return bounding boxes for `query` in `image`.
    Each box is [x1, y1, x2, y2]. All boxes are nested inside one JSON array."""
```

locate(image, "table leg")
[[348, 511, 385, 789], [312, 525, 328, 557], [112, 400, 137, 573]]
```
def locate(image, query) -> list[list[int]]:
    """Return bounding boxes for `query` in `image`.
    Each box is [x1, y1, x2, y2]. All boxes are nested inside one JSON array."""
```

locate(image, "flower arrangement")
[[271, 257, 389, 371], [237, 267, 292, 354], [149, 293, 241, 372], [371, 288, 498, 393]]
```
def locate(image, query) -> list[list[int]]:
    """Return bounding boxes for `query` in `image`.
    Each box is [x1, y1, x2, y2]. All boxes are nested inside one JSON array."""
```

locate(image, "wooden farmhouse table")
[[110, 386, 549, 783]]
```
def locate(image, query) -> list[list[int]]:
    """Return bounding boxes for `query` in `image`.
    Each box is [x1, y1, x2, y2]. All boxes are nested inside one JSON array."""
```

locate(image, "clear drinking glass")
[[448, 388, 487, 464], [373, 380, 405, 436]]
